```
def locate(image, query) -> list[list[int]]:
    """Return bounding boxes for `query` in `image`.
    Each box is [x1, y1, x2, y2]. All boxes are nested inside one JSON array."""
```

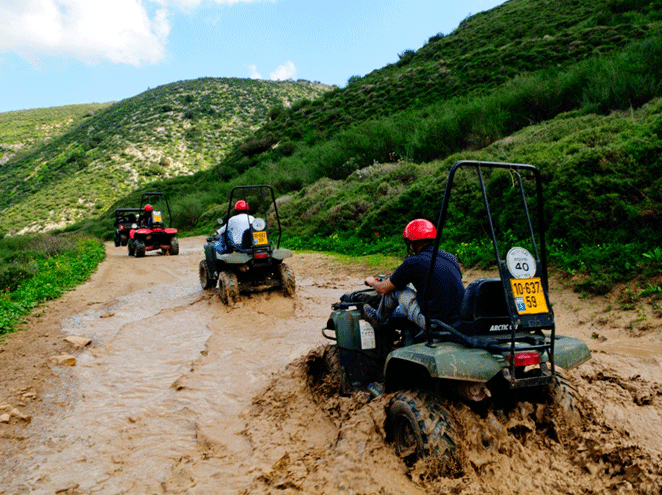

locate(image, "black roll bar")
[[421, 160, 554, 379]]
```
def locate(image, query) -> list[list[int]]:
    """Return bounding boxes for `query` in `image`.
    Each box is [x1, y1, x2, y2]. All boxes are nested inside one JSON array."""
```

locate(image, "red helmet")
[[234, 200, 249, 211], [403, 219, 437, 242], [144, 204, 153, 212]]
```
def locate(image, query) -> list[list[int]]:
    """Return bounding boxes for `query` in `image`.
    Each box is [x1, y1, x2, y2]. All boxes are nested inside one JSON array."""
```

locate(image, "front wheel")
[[127, 239, 135, 257], [169, 237, 179, 255], [134, 240, 146, 258], [199, 260, 215, 290], [278, 263, 295, 297], [218, 271, 238, 305], [387, 390, 456, 464], [322, 345, 352, 396]]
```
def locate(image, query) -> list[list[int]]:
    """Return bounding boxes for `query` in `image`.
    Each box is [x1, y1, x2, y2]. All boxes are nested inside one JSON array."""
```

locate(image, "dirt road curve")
[[1, 237, 662, 494]]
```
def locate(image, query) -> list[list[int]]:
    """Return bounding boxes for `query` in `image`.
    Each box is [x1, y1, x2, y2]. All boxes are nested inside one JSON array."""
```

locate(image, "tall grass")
[[0, 234, 105, 335]]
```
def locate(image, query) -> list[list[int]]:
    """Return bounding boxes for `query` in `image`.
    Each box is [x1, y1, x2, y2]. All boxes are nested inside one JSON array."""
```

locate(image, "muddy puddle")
[[1, 238, 661, 494]]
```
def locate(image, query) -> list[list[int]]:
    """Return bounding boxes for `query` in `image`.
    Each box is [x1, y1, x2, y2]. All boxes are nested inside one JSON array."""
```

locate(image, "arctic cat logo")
[[490, 324, 513, 332]]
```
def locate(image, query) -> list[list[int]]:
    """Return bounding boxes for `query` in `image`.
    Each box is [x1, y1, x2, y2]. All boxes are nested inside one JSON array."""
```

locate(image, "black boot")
[[361, 304, 388, 330]]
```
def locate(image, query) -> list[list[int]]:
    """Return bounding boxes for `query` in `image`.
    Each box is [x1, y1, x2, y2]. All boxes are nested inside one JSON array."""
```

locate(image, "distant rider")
[[140, 204, 154, 228], [362, 218, 465, 333], [214, 200, 254, 254]]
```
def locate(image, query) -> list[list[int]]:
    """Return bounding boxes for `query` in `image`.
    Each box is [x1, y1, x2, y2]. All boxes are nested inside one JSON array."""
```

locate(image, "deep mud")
[[1, 236, 661, 494]]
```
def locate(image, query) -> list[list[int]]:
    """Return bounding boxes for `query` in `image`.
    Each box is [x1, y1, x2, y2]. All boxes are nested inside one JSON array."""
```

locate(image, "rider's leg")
[[393, 288, 425, 330]]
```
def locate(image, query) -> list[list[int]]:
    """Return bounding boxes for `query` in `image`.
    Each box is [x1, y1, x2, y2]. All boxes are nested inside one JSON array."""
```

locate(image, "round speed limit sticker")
[[506, 247, 536, 279]]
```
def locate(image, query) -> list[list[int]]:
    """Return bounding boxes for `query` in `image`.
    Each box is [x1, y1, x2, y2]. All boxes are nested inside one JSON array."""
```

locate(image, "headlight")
[[252, 218, 266, 231], [132, 223, 138, 229]]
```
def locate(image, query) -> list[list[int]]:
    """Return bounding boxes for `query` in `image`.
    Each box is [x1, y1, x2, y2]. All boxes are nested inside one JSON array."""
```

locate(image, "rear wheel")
[[218, 271, 238, 305], [549, 373, 585, 425], [134, 240, 146, 258], [199, 260, 215, 290], [169, 237, 179, 255], [114, 235, 120, 247], [387, 390, 456, 464], [278, 263, 295, 296], [127, 239, 135, 257]]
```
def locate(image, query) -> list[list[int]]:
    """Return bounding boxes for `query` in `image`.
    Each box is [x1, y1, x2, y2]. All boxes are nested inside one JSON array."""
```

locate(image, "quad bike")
[[322, 161, 591, 464], [111, 208, 140, 247], [199, 185, 295, 304], [127, 192, 179, 257]]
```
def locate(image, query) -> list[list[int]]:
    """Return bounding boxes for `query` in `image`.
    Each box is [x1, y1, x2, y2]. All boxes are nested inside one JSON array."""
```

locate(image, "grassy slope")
[[279, 97, 662, 291], [3, 0, 662, 298], [0, 78, 331, 235], [0, 103, 111, 160], [211, 0, 657, 178]]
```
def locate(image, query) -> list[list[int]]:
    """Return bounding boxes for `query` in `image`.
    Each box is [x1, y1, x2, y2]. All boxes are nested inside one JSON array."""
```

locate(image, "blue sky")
[[0, 0, 506, 113]]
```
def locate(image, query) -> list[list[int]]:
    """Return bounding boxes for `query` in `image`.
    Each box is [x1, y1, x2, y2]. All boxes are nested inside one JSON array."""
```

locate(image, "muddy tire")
[[134, 240, 146, 258], [322, 345, 352, 396], [199, 260, 215, 290], [218, 271, 238, 305], [127, 239, 135, 257], [278, 263, 295, 296], [387, 390, 456, 464], [549, 373, 585, 424], [169, 237, 179, 255]]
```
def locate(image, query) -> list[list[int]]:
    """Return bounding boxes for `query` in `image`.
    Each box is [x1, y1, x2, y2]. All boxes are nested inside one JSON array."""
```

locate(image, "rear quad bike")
[[127, 191, 179, 257], [199, 184, 295, 304], [321, 161, 591, 465], [111, 208, 140, 247]]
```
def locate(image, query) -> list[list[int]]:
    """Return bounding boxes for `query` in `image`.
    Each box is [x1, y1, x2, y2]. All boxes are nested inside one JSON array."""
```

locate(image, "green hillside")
[[3, 0, 662, 302], [0, 103, 111, 162], [212, 0, 660, 179], [0, 78, 330, 234]]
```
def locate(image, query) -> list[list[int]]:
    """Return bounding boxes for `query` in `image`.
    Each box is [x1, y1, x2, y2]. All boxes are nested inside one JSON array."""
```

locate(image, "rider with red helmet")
[[140, 204, 154, 227], [363, 218, 465, 332], [214, 200, 254, 254]]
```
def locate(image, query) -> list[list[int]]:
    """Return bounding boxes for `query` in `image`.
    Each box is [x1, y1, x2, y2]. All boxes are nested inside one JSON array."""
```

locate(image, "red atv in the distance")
[[127, 192, 179, 257]]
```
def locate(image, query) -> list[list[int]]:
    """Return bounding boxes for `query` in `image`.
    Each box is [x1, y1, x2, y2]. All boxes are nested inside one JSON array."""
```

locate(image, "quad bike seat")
[[453, 278, 511, 336], [222, 228, 259, 254], [241, 228, 254, 250]]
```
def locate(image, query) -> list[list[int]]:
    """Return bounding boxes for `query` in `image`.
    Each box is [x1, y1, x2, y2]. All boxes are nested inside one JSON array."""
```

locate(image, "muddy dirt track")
[[1, 236, 662, 494]]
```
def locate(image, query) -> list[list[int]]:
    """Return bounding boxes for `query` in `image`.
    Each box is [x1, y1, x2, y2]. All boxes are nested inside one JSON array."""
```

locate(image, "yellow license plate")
[[252, 231, 268, 245], [510, 277, 549, 315]]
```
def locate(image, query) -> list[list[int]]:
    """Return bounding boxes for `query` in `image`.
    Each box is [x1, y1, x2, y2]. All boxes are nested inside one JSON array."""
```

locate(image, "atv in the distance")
[[127, 192, 179, 257], [199, 184, 295, 304], [111, 208, 140, 247], [322, 161, 591, 465]]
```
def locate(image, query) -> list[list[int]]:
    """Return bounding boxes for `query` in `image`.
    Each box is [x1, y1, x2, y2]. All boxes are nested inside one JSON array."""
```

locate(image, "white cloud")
[[0, 0, 171, 66], [247, 64, 262, 79], [269, 61, 296, 81], [155, 0, 264, 10]]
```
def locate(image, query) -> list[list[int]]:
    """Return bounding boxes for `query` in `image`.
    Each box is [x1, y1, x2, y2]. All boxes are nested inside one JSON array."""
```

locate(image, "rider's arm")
[[365, 276, 396, 294]]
